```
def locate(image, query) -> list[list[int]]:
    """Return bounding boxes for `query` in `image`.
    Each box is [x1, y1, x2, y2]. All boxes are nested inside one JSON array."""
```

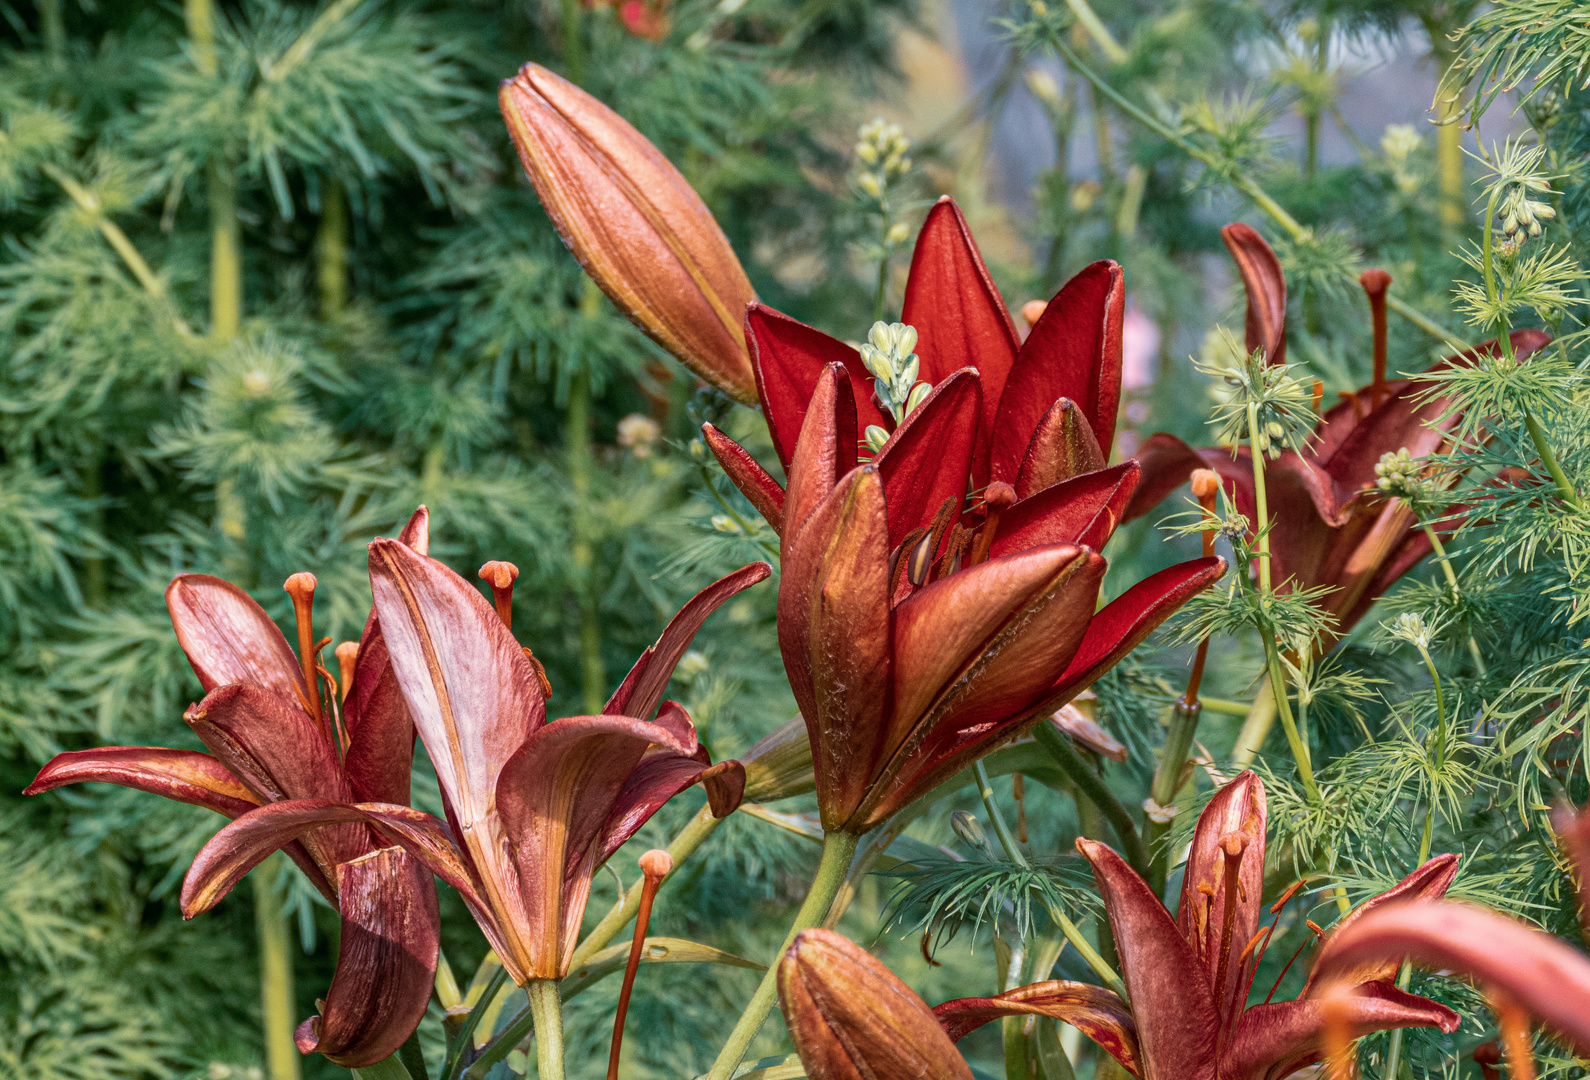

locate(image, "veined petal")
[[1174, 770, 1266, 1028], [1301, 854, 1459, 994], [1312, 901, 1590, 1056], [901, 198, 1020, 394], [1040, 556, 1227, 707], [367, 537, 543, 928], [1225, 984, 1458, 1080], [397, 505, 430, 555], [779, 927, 973, 1080], [342, 615, 415, 806], [605, 563, 772, 721], [778, 466, 892, 831], [294, 847, 439, 1068], [873, 369, 981, 553], [782, 365, 859, 550], [25, 746, 259, 818], [495, 709, 700, 979], [702, 424, 785, 531], [596, 737, 744, 864], [166, 574, 304, 701], [934, 981, 1141, 1077], [991, 461, 1140, 557], [1012, 397, 1108, 498], [992, 260, 1124, 484], [1078, 838, 1218, 1080], [1222, 224, 1286, 365], [747, 304, 884, 473]]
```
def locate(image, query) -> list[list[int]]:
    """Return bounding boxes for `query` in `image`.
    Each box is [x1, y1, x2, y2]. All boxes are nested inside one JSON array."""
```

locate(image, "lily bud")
[[779, 928, 972, 1080], [741, 716, 817, 802], [500, 63, 758, 403]]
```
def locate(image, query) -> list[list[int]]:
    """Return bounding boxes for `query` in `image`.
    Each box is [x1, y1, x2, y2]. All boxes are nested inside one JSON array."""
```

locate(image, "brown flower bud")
[[779, 928, 972, 1080], [499, 64, 758, 403], [741, 715, 816, 802]]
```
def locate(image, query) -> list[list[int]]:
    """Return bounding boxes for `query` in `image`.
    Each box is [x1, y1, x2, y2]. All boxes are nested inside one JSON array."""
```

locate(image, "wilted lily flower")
[[1073, 770, 1460, 1080], [27, 510, 439, 1069], [500, 63, 758, 403], [1312, 803, 1590, 1057], [1126, 224, 1551, 643], [701, 205, 1224, 832], [180, 547, 767, 986]]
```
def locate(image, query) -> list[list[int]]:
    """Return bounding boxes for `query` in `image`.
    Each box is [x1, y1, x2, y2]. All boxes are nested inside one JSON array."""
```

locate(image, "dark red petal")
[[1040, 556, 1227, 706], [992, 261, 1124, 484], [901, 197, 1020, 396], [782, 364, 859, 550], [342, 615, 415, 806], [1301, 854, 1459, 995], [1224, 985, 1459, 1080], [295, 847, 440, 1068], [1012, 397, 1108, 499], [25, 746, 259, 818], [166, 574, 304, 699], [605, 562, 772, 720], [596, 733, 744, 864], [778, 466, 892, 831], [397, 506, 430, 555], [702, 423, 785, 532], [934, 982, 1140, 1078], [1222, 224, 1286, 365], [747, 304, 883, 473], [991, 461, 1141, 557], [1078, 838, 1217, 1080], [873, 369, 981, 552], [1174, 770, 1267, 1026], [1121, 434, 1249, 524]]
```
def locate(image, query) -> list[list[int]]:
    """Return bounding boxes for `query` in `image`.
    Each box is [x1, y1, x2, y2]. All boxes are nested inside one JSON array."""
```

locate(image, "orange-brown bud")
[[499, 64, 758, 403], [778, 928, 972, 1080]]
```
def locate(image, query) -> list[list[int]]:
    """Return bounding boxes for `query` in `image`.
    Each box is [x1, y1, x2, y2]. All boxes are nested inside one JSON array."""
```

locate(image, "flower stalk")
[[528, 979, 565, 1080]]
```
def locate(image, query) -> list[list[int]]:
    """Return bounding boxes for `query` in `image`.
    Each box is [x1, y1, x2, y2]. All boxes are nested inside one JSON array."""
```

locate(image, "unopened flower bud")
[[500, 64, 758, 403], [863, 425, 890, 454], [857, 172, 882, 198], [1025, 68, 1060, 105], [950, 809, 989, 851], [711, 514, 741, 533], [741, 715, 816, 801], [904, 381, 932, 415], [886, 221, 911, 245]]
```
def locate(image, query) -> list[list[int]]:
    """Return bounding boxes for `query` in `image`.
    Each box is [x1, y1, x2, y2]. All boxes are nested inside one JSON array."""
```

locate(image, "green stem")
[[1029, 725, 1149, 878], [1147, 701, 1200, 895], [705, 831, 861, 1080], [254, 856, 301, 1080], [1420, 523, 1487, 676], [1065, 0, 1128, 62], [442, 965, 509, 1080], [1229, 676, 1276, 768], [1249, 406, 1272, 595], [559, 0, 585, 84], [317, 178, 347, 319], [974, 759, 1029, 868], [874, 255, 888, 323], [1198, 697, 1252, 717], [527, 979, 564, 1080], [1524, 410, 1580, 508]]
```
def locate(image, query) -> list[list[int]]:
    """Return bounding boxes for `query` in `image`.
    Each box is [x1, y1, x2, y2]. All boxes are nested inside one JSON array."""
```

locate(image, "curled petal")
[[702, 424, 784, 531], [166, 574, 304, 700], [605, 562, 772, 721], [779, 928, 973, 1080], [934, 981, 1141, 1078], [1222, 224, 1286, 365], [294, 847, 440, 1068], [1225, 984, 1458, 1080], [342, 614, 415, 806], [991, 462, 1140, 558], [25, 746, 259, 818], [1302, 854, 1459, 994], [1311, 901, 1590, 1057]]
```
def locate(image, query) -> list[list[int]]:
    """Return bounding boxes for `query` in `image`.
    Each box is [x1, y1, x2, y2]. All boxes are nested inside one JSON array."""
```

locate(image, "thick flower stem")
[[527, 979, 565, 1080], [1146, 701, 1201, 895], [254, 856, 301, 1080], [1030, 725, 1149, 878], [1524, 410, 1581, 509], [317, 178, 347, 318], [705, 830, 860, 1080], [1230, 676, 1275, 767]]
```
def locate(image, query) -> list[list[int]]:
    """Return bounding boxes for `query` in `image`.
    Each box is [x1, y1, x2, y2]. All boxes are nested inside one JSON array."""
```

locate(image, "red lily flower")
[[178, 546, 767, 985], [703, 206, 1223, 832], [26, 510, 438, 1068], [1124, 224, 1551, 642], [1312, 804, 1590, 1057]]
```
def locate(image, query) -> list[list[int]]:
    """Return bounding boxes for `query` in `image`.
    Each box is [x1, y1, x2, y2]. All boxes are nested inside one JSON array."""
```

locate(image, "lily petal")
[[747, 304, 884, 473], [778, 466, 892, 831], [1301, 854, 1459, 994], [1012, 397, 1108, 498], [992, 260, 1125, 483], [293, 846, 440, 1068], [1078, 837, 1218, 1080], [873, 369, 981, 553], [779, 927, 973, 1080], [991, 461, 1141, 558], [1222, 224, 1286, 365], [166, 574, 305, 701], [1225, 983, 1458, 1080], [25, 746, 259, 818], [934, 981, 1141, 1078], [597, 735, 745, 863], [342, 615, 415, 806], [702, 423, 785, 531], [397, 505, 430, 555], [185, 684, 351, 806], [1312, 901, 1590, 1056], [1122, 434, 1248, 525], [605, 562, 772, 720], [782, 364, 859, 550]]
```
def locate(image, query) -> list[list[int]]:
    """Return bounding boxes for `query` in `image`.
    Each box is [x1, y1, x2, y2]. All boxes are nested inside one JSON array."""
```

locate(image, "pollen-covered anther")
[[968, 482, 1018, 567], [283, 572, 322, 723], [478, 561, 520, 629]]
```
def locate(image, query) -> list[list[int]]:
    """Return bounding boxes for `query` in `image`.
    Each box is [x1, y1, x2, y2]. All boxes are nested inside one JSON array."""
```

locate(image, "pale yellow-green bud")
[[904, 381, 932, 415], [886, 221, 911, 244], [1025, 68, 1061, 105], [857, 172, 882, 198], [863, 425, 890, 454], [855, 142, 878, 164], [711, 514, 741, 533]]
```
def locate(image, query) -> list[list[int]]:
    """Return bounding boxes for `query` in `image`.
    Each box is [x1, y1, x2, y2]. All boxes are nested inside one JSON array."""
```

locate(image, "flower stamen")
[[284, 573, 323, 729], [479, 561, 520, 630]]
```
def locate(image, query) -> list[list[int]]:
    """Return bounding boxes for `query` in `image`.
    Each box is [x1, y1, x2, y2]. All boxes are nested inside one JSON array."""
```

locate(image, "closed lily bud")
[[500, 63, 758, 403], [779, 928, 972, 1080], [741, 715, 816, 802]]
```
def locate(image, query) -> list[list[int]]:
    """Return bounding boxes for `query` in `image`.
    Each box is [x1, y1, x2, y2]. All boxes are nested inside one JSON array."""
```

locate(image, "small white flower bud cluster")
[[1499, 175, 1555, 239], [616, 412, 661, 458], [1374, 448, 1429, 501], [1380, 124, 1422, 197], [854, 118, 911, 200], [860, 321, 933, 453], [1387, 610, 1433, 650]]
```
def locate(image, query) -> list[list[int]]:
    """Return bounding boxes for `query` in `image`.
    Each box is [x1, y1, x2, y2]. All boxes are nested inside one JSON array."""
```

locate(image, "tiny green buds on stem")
[[950, 809, 992, 855], [859, 320, 933, 425]]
